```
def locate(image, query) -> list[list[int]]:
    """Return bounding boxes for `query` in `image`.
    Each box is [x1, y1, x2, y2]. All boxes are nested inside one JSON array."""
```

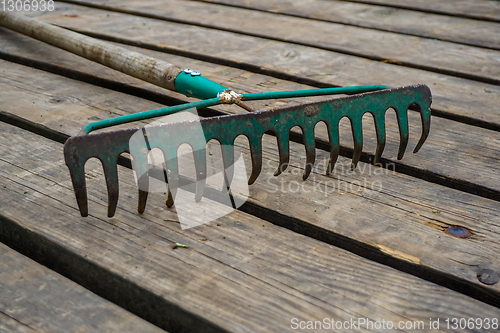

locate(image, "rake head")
[[64, 84, 431, 217]]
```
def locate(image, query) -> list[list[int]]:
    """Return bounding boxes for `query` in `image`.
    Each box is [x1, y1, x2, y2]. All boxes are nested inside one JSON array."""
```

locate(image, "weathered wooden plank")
[[1, 59, 500, 305], [1, 34, 499, 202], [60, 0, 500, 84], [18, 4, 500, 130], [0, 243, 166, 333], [338, 0, 500, 22], [190, 0, 500, 49], [2, 120, 500, 333], [0, 312, 34, 333]]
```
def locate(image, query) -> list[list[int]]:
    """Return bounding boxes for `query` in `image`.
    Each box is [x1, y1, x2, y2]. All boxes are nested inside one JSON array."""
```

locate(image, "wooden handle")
[[0, 12, 182, 91]]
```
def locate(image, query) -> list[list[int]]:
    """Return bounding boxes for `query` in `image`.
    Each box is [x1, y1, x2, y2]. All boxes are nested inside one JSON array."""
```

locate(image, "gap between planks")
[[188, 0, 500, 50], [335, 0, 500, 23]]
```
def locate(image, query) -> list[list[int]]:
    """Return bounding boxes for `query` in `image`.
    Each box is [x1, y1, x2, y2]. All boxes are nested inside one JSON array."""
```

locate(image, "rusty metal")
[[477, 269, 499, 285], [64, 85, 432, 217], [444, 226, 472, 239]]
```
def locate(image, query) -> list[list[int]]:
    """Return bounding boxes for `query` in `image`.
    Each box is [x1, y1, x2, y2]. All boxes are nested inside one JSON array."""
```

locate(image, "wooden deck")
[[1, 0, 499, 332]]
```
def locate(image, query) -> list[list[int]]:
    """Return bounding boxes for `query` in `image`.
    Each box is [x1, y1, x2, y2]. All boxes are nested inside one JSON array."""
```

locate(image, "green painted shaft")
[[80, 98, 222, 135], [241, 85, 389, 101], [81, 85, 389, 135]]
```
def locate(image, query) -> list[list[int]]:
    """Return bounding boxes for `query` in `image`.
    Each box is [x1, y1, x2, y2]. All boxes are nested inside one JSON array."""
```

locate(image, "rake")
[[0, 12, 432, 217]]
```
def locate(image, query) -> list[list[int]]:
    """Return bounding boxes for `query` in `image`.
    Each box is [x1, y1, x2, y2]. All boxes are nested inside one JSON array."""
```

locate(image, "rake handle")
[[0, 11, 228, 98]]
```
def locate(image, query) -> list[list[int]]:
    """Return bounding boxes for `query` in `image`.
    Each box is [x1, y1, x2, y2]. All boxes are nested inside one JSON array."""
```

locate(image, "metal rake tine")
[[66, 163, 89, 217], [372, 114, 387, 165], [130, 128, 153, 214], [141, 125, 180, 208], [413, 103, 431, 153], [350, 116, 364, 168], [192, 147, 207, 201], [137, 176, 149, 214], [64, 138, 90, 217], [248, 136, 263, 185], [274, 131, 290, 176], [64, 128, 138, 217], [102, 158, 120, 217], [221, 144, 235, 189], [395, 106, 409, 160], [326, 121, 340, 175], [164, 155, 179, 208], [302, 126, 316, 180], [166, 187, 175, 208]]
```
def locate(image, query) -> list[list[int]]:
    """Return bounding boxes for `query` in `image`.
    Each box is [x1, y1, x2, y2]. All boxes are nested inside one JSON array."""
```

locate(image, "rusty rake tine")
[[67, 163, 89, 217], [413, 103, 431, 153], [350, 117, 363, 168], [130, 128, 152, 214], [221, 144, 235, 188], [396, 106, 409, 160], [326, 121, 340, 175], [274, 131, 290, 176], [373, 114, 386, 165], [164, 155, 179, 208], [192, 147, 207, 202], [248, 137, 263, 185], [102, 159, 120, 217], [303, 127, 316, 180], [137, 176, 149, 214], [166, 187, 175, 208], [63, 138, 90, 217], [138, 190, 149, 213]]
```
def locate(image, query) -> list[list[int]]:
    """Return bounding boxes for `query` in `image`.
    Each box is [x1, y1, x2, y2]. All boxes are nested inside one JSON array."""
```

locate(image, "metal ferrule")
[[217, 90, 243, 104]]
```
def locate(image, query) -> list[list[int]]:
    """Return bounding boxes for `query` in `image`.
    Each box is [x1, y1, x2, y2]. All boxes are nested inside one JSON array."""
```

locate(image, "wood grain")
[[59, 0, 500, 83], [0, 243, 166, 333], [337, 0, 500, 22], [19, 3, 500, 129], [190, 0, 500, 50]]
